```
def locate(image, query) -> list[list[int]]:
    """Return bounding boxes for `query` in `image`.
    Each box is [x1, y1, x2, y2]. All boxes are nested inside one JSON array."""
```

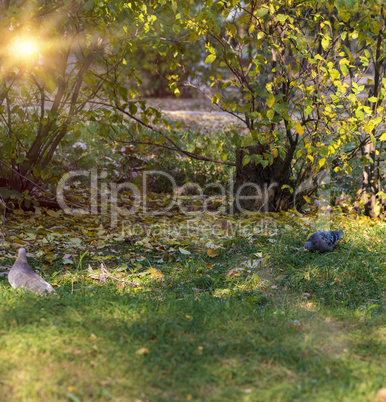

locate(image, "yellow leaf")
[[205, 54, 216, 64], [303, 196, 311, 203], [98, 256, 115, 260], [379, 132, 386, 141], [207, 249, 218, 257], [373, 203, 381, 217], [136, 347, 149, 355], [321, 37, 329, 50], [46, 209, 59, 217], [266, 93, 275, 108], [185, 314, 193, 320], [295, 123, 304, 135]]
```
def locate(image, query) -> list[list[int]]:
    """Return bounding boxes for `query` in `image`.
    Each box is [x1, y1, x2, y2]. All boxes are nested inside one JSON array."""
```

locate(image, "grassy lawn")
[[0, 210, 384, 401]]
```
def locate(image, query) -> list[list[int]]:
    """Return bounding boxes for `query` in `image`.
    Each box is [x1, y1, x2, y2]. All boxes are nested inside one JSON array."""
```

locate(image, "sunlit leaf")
[[266, 94, 275, 108], [321, 37, 329, 50], [136, 347, 149, 355], [207, 249, 218, 257], [205, 54, 216, 64], [295, 124, 304, 135]]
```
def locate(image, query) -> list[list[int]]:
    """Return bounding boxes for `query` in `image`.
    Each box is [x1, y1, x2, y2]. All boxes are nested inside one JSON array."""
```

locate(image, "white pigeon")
[[8, 248, 56, 294], [304, 230, 344, 252]]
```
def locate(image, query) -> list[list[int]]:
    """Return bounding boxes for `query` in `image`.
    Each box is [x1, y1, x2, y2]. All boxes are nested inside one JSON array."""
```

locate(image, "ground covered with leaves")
[[0, 202, 384, 401]]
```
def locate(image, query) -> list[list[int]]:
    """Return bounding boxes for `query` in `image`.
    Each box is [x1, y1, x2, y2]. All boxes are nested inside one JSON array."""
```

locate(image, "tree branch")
[[107, 102, 236, 166]]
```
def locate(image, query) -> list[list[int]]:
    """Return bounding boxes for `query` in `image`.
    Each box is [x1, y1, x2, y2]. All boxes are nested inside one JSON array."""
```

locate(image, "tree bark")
[[362, 4, 385, 218], [233, 145, 293, 213]]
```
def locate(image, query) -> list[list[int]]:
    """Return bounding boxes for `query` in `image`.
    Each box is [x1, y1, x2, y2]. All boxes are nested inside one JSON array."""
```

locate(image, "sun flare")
[[11, 37, 39, 60]]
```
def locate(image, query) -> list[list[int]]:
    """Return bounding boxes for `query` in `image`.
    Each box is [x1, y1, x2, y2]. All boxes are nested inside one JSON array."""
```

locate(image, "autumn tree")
[[1, 0, 385, 217], [115, 0, 385, 215], [348, 2, 386, 218], [165, 0, 386, 214], [0, 0, 162, 204]]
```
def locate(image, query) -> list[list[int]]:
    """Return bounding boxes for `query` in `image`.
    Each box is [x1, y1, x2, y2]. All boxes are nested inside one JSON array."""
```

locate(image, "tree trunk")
[[361, 4, 385, 218], [232, 145, 293, 213], [362, 143, 377, 218]]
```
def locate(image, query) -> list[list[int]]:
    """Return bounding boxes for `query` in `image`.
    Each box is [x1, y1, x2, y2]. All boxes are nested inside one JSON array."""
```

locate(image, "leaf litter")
[[1, 193, 383, 299]]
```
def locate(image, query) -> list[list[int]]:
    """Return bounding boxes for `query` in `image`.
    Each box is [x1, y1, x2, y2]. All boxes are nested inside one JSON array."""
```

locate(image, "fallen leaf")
[[207, 249, 218, 257], [46, 210, 59, 218], [226, 268, 243, 277], [136, 347, 149, 355]]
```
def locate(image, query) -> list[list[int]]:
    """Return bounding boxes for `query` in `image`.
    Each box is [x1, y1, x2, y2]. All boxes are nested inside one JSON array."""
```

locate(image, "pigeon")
[[8, 248, 56, 294], [304, 230, 344, 252]]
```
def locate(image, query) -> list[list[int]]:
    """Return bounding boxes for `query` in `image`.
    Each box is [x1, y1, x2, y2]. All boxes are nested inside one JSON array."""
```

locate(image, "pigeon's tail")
[[334, 229, 344, 242], [37, 280, 56, 295]]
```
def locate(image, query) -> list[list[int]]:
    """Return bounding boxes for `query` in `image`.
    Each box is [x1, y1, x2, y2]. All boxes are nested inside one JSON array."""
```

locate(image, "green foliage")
[[0, 0, 167, 193], [125, 4, 218, 98], [161, 0, 386, 213], [1, 0, 385, 216], [53, 120, 234, 194]]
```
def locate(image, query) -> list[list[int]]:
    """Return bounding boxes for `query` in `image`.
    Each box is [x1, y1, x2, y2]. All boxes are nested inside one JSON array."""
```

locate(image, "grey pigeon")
[[304, 230, 344, 252], [8, 248, 56, 294]]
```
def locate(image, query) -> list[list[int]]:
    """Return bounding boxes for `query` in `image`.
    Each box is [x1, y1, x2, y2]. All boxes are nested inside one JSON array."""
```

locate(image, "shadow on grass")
[[0, 282, 384, 401]]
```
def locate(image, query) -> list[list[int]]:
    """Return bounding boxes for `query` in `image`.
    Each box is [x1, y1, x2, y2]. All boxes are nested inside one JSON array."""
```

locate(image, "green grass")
[[0, 212, 385, 401]]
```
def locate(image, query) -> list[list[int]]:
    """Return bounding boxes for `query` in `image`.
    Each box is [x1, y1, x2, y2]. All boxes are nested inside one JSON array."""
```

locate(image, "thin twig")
[[0, 193, 7, 245], [88, 263, 140, 287]]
